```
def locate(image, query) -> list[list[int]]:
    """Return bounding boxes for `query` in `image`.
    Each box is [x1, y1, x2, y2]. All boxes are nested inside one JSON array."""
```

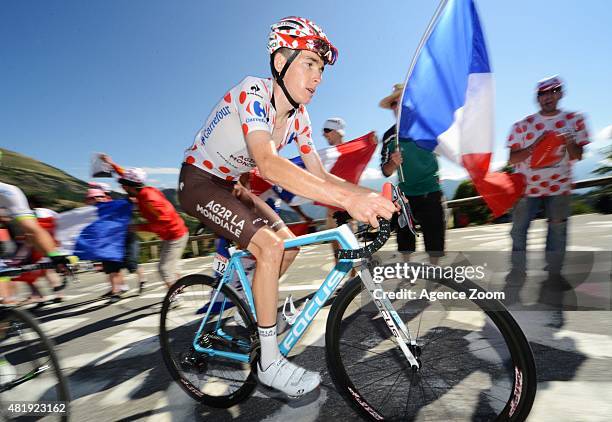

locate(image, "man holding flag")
[[380, 84, 445, 263], [397, 0, 524, 223], [100, 154, 189, 289]]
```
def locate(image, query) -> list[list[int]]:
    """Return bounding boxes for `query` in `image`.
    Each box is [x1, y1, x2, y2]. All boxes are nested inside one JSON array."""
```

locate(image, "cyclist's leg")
[[179, 165, 319, 396], [275, 227, 298, 276], [0, 277, 18, 304], [246, 227, 283, 327], [232, 183, 299, 276]]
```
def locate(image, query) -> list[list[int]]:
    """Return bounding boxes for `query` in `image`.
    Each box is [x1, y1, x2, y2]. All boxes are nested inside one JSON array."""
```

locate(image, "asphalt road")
[[6, 213, 612, 421]]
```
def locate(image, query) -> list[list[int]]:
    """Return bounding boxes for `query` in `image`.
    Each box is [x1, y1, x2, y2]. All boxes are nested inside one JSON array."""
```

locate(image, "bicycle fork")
[[357, 266, 421, 370]]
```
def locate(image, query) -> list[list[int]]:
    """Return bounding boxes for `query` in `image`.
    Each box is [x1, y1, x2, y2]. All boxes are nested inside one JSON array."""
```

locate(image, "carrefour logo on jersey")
[[200, 106, 231, 142], [253, 101, 266, 118]]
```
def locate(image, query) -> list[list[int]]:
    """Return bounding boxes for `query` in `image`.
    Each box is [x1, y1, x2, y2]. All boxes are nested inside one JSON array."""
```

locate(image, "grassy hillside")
[[0, 148, 89, 211]]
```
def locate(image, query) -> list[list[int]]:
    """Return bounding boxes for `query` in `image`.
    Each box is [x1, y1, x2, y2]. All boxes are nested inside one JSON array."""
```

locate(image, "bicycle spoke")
[[339, 339, 397, 358], [357, 368, 404, 392], [421, 375, 456, 421], [420, 341, 508, 365], [377, 369, 404, 411], [332, 276, 536, 421], [160, 276, 256, 406]]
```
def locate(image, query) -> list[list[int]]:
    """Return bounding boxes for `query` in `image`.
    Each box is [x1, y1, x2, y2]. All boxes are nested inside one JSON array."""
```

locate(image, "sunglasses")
[[537, 87, 562, 96], [302, 36, 338, 65], [323, 128, 334, 134]]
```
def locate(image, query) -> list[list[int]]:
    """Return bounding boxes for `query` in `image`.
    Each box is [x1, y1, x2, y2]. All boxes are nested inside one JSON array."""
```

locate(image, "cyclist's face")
[[283, 50, 324, 104]]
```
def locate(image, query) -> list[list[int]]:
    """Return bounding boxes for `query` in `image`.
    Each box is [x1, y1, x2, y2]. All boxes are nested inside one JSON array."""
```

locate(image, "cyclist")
[[178, 16, 395, 397], [0, 181, 70, 303]]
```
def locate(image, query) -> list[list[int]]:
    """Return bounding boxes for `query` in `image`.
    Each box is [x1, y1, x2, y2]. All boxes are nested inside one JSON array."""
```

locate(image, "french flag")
[[252, 132, 378, 207], [55, 199, 133, 262], [399, 0, 524, 216]]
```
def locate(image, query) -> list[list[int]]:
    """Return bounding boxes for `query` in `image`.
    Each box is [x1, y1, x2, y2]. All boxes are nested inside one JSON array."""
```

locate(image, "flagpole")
[[395, 0, 450, 183]]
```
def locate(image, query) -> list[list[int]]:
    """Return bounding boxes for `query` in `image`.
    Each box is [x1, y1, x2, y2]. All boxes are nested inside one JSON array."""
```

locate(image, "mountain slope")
[[0, 148, 89, 211]]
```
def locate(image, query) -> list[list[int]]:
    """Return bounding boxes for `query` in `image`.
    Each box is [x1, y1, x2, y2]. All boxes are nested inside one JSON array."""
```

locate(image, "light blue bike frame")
[[192, 223, 420, 368], [192, 224, 358, 362]]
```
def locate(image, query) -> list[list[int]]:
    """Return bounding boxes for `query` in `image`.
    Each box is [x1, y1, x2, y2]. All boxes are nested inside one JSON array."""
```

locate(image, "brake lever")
[[392, 185, 418, 237]]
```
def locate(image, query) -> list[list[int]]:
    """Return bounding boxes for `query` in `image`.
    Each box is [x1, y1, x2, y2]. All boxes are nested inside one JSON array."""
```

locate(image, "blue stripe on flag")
[[399, 0, 490, 149], [73, 199, 133, 262]]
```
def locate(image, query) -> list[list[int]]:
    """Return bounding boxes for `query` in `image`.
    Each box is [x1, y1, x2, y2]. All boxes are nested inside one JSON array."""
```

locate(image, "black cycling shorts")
[[178, 164, 285, 248]]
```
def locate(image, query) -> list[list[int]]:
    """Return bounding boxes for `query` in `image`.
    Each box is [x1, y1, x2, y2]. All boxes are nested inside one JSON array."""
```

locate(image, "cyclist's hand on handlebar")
[[344, 192, 395, 228], [48, 254, 76, 274]]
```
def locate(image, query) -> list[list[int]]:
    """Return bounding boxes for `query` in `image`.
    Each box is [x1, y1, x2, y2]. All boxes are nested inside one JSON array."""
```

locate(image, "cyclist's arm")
[[249, 132, 395, 226], [17, 217, 57, 256], [248, 132, 348, 208]]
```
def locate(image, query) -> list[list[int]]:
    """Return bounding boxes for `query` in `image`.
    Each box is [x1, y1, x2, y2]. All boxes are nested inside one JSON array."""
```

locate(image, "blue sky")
[[1, 0, 610, 190]]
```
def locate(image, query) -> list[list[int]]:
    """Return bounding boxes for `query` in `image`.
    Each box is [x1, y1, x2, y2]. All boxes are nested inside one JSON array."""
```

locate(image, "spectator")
[[379, 83, 445, 264], [322, 117, 348, 234], [507, 75, 589, 283], [322, 117, 346, 146], [90, 181, 148, 293], [85, 188, 126, 302], [321, 117, 356, 271], [100, 155, 189, 288]]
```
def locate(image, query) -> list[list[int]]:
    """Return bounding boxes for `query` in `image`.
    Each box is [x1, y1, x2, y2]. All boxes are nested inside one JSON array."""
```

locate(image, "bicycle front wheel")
[[160, 274, 258, 408], [326, 274, 537, 421], [0, 307, 70, 421]]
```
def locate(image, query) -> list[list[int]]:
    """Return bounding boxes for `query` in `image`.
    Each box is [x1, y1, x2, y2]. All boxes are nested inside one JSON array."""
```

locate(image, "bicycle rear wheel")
[[160, 274, 258, 408], [326, 274, 537, 421], [0, 307, 70, 421]]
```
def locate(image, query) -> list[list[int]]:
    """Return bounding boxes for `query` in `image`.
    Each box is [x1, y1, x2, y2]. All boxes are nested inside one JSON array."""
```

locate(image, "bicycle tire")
[[326, 275, 537, 421], [159, 274, 258, 408], [0, 307, 70, 421]]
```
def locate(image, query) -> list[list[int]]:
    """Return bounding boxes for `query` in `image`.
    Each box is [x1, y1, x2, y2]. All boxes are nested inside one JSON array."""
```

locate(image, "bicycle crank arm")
[[358, 268, 420, 369]]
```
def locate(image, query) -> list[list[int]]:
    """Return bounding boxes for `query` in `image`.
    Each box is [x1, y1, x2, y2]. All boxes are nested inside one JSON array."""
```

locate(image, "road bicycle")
[[159, 183, 537, 421], [0, 261, 71, 421]]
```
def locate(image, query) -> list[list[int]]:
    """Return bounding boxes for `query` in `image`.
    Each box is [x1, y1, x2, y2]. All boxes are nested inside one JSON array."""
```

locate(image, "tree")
[[592, 145, 612, 213], [452, 180, 492, 226]]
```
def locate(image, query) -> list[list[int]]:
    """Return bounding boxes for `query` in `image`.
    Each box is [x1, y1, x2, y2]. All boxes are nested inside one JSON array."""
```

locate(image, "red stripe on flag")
[[315, 132, 378, 210], [328, 132, 377, 183], [462, 153, 526, 217]]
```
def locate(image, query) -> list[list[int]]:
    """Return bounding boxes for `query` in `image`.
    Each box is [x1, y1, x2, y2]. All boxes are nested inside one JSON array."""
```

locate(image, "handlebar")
[[335, 217, 391, 260], [0, 260, 76, 278], [333, 182, 418, 260], [335, 182, 400, 260]]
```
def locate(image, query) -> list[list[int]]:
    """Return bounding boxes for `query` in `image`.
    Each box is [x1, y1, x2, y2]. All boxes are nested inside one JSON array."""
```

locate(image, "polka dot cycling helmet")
[[267, 16, 338, 65]]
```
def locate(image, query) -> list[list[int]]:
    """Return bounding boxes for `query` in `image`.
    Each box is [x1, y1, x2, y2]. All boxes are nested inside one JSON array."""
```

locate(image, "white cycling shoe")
[[257, 356, 321, 397]]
